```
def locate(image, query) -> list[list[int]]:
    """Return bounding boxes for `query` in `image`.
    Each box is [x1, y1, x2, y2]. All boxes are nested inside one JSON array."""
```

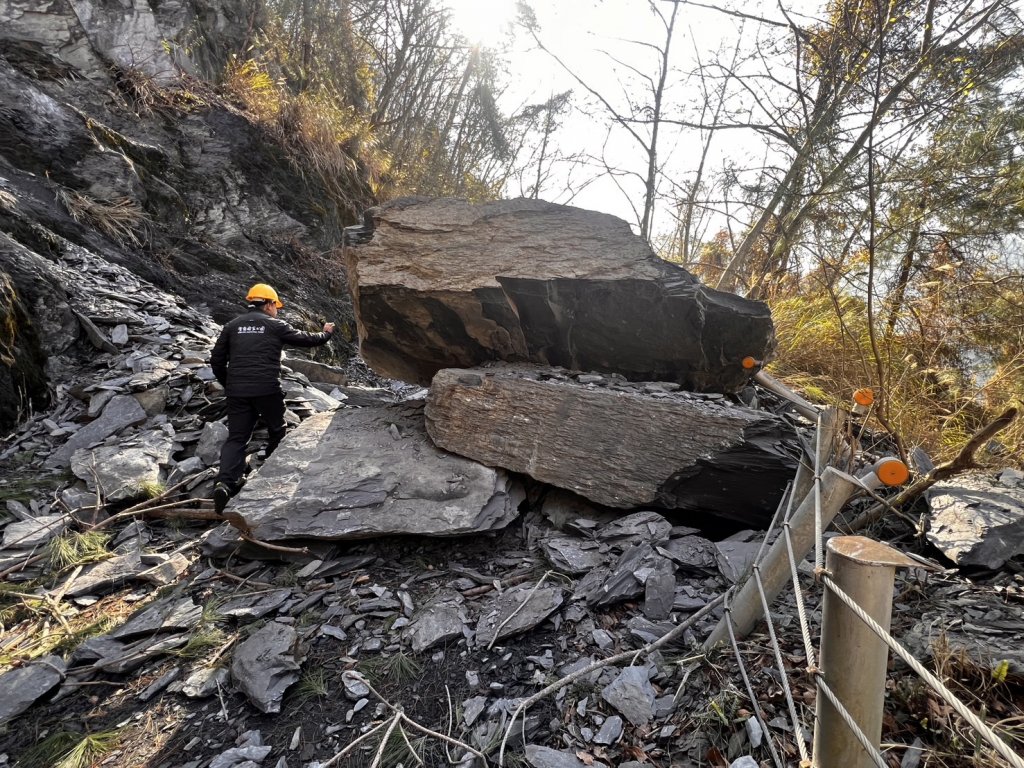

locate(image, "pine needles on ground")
[[46, 530, 111, 571], [15, 729, 120, 768]]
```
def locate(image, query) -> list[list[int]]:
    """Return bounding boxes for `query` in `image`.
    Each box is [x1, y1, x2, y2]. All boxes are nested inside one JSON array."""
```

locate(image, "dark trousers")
[[216, 393, 287, 491]]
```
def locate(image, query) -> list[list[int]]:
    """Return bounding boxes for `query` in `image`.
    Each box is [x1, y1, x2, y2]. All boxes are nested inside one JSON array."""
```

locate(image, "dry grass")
[[886, 635, 1024, 767], [222, 54, 385, 221], [46, 530, 111, 571], [16, 728, 121, 768], [55, 186, 150, 247], [769, 288, 1024, 464], [0, 586, 143, 666]]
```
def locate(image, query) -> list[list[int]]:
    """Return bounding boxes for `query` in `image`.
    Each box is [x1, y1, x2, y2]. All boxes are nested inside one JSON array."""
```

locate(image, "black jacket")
[[211, 310, 333, 397]]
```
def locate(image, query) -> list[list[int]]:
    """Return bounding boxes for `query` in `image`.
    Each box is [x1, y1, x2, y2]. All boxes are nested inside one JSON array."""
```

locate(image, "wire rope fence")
[[714, 407, 1024, 768]]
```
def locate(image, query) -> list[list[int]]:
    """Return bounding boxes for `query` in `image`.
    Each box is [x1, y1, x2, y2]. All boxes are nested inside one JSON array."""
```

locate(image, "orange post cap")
[[853, 388, 874, 407], [742, 356, 760, 370], [875, 457, 909, 487]]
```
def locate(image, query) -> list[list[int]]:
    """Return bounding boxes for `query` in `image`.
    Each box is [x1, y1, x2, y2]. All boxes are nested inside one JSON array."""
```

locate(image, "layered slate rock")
[[344, 198, 774, 393], [425, 367, 800, 525], [926, 473, 1024, 570], [222, 402, 522, 543], [231, 622, 302, 714], [70, 429, 175, 502], [0, 656, 65, 724]]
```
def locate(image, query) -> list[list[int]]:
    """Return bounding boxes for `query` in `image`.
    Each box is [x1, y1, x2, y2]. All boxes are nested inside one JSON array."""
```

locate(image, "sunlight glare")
[[445, 0, 517, 48]]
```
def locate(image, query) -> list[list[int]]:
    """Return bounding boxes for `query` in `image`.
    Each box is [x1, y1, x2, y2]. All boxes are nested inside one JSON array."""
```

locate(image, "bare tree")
[[519, 0, 681, 241]]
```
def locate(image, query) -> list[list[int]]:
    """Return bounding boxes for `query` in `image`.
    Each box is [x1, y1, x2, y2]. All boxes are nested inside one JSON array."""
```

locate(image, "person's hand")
[[323, 322, 336, 334]]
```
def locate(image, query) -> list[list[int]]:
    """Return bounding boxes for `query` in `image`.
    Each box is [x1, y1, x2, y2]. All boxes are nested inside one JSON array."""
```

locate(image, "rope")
[[752, 566, 812, 766], [813, 412, 825, 573], [742, 491, 812, 766], [723, 591, 786, 768], [782, 514, 817, 671], [821, 574, 1024, 768], [814, 676, 890, 768]]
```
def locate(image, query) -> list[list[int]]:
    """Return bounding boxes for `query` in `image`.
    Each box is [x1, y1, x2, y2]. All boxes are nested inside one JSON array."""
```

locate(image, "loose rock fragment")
[[231, 622, 303, 713], [601, 666, 656, 726], [476, 583, 564, 645], [0, 655, 65, 724]]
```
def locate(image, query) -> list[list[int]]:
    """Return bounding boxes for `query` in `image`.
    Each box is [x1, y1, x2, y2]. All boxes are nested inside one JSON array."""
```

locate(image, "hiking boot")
[[213, 483, 231, 516]]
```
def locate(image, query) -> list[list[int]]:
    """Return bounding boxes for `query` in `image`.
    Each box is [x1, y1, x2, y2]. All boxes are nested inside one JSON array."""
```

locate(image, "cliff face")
[[0, 0, 373, 431]]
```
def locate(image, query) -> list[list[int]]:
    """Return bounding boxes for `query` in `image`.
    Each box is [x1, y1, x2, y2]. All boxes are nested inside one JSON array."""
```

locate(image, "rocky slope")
[[1, 5, 1022, 768], [0, 0, 373, 432]]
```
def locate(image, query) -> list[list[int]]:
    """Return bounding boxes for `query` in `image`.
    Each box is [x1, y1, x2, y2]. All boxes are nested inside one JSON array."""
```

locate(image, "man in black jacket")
[[210, 283, 335, 514]]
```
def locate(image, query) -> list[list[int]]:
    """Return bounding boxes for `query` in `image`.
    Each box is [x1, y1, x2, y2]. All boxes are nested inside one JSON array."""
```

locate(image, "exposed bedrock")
[[344, 197, 775, 394], [425, 366, 801, 526]]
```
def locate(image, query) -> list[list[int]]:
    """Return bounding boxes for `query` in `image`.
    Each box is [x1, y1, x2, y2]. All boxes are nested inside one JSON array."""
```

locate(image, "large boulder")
[[425, 366, 800, 526], [344, 197, 775, 394]]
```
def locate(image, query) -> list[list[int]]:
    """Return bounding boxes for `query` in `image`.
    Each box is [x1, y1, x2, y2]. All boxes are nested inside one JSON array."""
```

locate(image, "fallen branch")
[[321, 675, 488, 767], [486, 570, 552, 650], [847, 406, 1018, 532], [237, 534, 311, 557], [85, 473, 213, 533], [497, 592, 727, 766]]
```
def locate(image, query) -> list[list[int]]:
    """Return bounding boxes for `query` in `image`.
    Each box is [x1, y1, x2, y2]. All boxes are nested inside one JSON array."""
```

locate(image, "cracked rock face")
[[426, 366, 800, 525], [0, 0, 257, 82], [345, 197, 775, 393]]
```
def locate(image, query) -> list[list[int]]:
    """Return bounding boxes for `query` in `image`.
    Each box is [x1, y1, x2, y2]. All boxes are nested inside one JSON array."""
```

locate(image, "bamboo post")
[[704, 450, 908, 650], [813, 536, 919, 768], [741, 357, 821, 422]]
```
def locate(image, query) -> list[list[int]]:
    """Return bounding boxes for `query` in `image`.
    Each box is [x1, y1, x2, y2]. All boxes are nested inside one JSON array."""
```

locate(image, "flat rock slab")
[[404, 591, 468, 653], [47, 394, 147, 467], [2, 514, 68, 549], [345, 198, 774, 393], [231, 621, 302, 713], [66, 550, 143, 597], [0, 655, 65, 724], [224, 403, 521, 542], [426, 367, 799, 525], [927, 474, 1024, 569], [72, 634, 187, 675], [476, 583, 564, 645], [525, 745, 594, 768], [110, 597, 202, 640], [601, 665, 657, 726]]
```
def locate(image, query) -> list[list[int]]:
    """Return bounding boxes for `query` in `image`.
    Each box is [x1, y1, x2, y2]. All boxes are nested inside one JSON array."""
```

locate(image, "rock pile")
[[0, 243, 371, 581], [3, 196, 1022, 768]]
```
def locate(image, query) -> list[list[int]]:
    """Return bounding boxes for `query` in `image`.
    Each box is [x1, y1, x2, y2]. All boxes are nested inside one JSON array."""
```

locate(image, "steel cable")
[[782, 516, 817, 671], [722, 590, 786, 768], [821, 574, 1024, 768], [814, 676, 890, 768], [751, 565, 812, 766]]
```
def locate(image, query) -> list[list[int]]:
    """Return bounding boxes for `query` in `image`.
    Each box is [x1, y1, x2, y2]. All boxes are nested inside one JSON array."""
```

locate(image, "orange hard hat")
[[246, 283, 283, 308]]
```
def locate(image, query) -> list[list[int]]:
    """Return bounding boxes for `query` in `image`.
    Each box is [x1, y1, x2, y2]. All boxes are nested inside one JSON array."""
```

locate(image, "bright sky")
[[444, 0, 819, 242]]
